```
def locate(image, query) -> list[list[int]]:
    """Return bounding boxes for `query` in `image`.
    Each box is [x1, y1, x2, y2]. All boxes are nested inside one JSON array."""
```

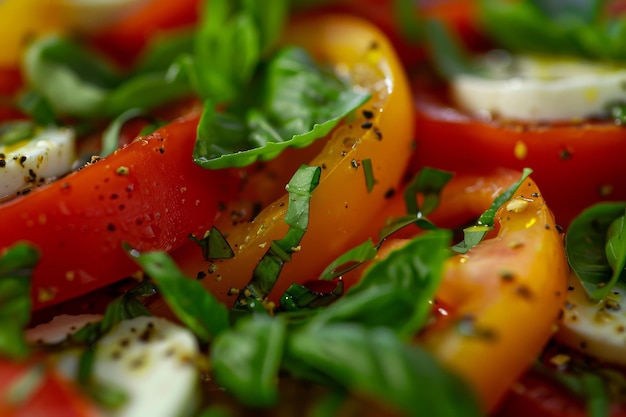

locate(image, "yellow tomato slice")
[[165, 13, 414, 307]]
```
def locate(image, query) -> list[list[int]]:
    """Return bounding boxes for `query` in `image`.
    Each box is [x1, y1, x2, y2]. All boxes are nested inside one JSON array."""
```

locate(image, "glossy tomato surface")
[[410, 75, 626, 228]]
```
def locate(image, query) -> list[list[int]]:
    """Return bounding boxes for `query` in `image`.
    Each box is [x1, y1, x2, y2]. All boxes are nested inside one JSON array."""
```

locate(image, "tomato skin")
[[0, 359, 102, 417], [410, 80, 626, 228], [88, 0, 201, 67], [0, 111, 239, 310]]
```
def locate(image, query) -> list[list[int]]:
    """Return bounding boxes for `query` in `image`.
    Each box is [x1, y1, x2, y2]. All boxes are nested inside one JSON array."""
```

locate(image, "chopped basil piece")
[[189, 226, 235, 261], [211, 315, 287, 407], [566, 202, 626, 300], [452, 168, 532, 253], [362, 158, 376, 193], [279, 280, 344, 312], [286, 324, 482, 417], [403, 166, 454, 216], [126, 248, 230, 341], [0, 243, 39, 359], [234, 165, 321, 310]]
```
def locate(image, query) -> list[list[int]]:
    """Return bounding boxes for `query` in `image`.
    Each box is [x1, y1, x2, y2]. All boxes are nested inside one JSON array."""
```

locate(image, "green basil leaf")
[[211, 314, 286, 408], [23, 37, 113, 118], [126, 248, 229, 341], [478, 0, 626, 61], [0, 243, 39, 359], [194, 47, 370, 169], [315, 229, 451, 336], [286, 324, 482, 417], [566, 202, 626, 300], [100, 61, 192, 117], [234, 165, 321, 310]]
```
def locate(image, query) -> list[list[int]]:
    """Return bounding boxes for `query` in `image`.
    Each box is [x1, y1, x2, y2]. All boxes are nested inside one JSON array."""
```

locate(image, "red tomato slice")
[[410, 76, 626, 228], [0, 111, 239, 310], [0, 359, 102, 417]]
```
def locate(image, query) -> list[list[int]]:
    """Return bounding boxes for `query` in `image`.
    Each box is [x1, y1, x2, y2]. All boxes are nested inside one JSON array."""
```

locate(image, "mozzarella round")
[[0, 126, 75, 200], [451, 53, 626, 122], [556, 271, 626, 366], [61, 0, 151, 32], [93, 316, 201, 417]]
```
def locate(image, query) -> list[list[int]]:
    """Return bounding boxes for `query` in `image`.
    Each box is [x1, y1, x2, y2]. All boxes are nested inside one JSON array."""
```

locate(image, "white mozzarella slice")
[[62, 0, 151, 32], [556, 270, 626, 366], [93, 316, 201, 417], [451, 53, 626, 122], [0, 126, 75, 200]]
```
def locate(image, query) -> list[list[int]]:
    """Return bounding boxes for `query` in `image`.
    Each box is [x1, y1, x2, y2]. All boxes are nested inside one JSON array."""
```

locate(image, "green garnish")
[[234, 165, 321, 310], [362, 158, 376, 193], [0, 243, 39, 359], [566, 202, 626, 300], [0, 122, 36, 147], [452, 168, 532, 253], [211, 314, 287, 407], [193, 47, 370, 169], [286, 323, 482, 417], [478, 0, 626, 62], [126, 248, 230, 342], [189, 226, 235, 261]]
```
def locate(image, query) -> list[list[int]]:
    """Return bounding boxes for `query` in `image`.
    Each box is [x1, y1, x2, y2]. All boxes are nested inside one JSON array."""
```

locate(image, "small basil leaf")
[[0, 243, 39, 359], [286, 324, 482, 417], [126, 248, 229, 341], [24, 37, 112, 118], [189, 226, 235, 261], [566, 202, 626, 300], [211, 314, 286, 408], [529, 0, 604, 24], [452, 168, 532, 253], [279, 280, 344, 312]]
